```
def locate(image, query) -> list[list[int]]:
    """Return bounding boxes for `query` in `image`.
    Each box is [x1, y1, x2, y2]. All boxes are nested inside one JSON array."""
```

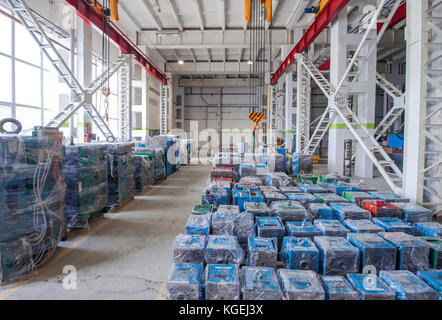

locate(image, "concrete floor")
[[0, 164, 211, 300]]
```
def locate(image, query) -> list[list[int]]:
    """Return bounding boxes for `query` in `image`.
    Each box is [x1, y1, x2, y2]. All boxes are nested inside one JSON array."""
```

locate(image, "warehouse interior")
[[0, 0, 441, 301]]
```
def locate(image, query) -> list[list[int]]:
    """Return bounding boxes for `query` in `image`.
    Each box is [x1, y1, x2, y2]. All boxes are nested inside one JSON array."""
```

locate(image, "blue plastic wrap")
[[314, 220, 351, 238], [299, 184, 327, 194], [417, 270, 442, 298], [277, 269, 325, 300], [233, 189, 264, 212], [280, 237, 319, 271], [270, 200, 313, 223], [247, 237, 278, 267], [309, 203, 334, 220], [166, 263, 204, 300], [262, 190, 286, 207], [319, 182, 352, 196], [314, 236, 360, 275], [265, 172, 293, 187], [211, 210, 235, 235], [241, 266, 282, 300], [204, 235, 245, 264], [347, 233, 397, 272], [330, 202, 371, 222], [394, 202, 433, 223], [285, 222, 322, 240], [291, 153, 313, 175], [379, 232, 430, 272], [234, 212, 255, 251], [346, 273, 395, 300], [368, 191, 410, 203], [256, 217, 285, 249], [185, 213, 211, 236], [379, 270, 439, 300], [203, 264, 240, 300], [173, 234, 206, 264], [286, 192, 318, 208], [413, 222, 442, 237], [343, 219, 384, 233], [320, 275, 360, 300], [372, 218, 417, 235]]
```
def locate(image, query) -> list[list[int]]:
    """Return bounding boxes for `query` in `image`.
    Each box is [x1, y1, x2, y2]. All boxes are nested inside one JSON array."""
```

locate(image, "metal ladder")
[[83, 103, 116, 142], [160, 83, 169, 135], [296, 58, 312, 152], [303, 105, 336, 155]]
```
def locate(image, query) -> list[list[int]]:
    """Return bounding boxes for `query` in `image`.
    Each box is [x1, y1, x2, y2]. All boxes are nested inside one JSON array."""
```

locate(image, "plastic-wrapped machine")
[[413, 222, 442, 237], [280, 237, 319, 271], [372, 218, 417, 235], [244, 201, 271, 218], [349, 182, 377, 193], [347, 233, 397, 272], [239, 176, 263, 186], [361, 200, 402, 219], [292, 153, 313, 175], [217, 205, 240, 215], [343, 219, 384, 234], [201, 180, 231, 208], [204, 235, 245, 264], [279, 186, 301, 194], [192, 204, 213, 215], [243, 153, 261, 163], [330, 202, 371, 222], [247, 237, 278, 268], [265, 172, 293, 187], [379, 270, 439, 300], [309, 203, 333, 220], [259, 185, 280, 192], [394, 202, 433, 223], [166, 263, 204, 300], [210, 166, 235, 179], [241, 266, 283, 300], [211, 210, 235, 235], [299, 184, 327, 194], [379, 232, 430, 272], [342, 191, 377, 205], [138, 146, 166, 181], [286, 192, 318, 208], [106, 142, 134, 208], [314, 193, 349, 206], [133, 155, 154, 193], [367, 191, 410, 203], [262, 191, 286, 207], [319, 182, 353, 197], [420, 237, 441, 269], [296, 173, 318, 184], [314, 220, 351, 238], [320, 275, 360, 300], [173, 234, 207, 264], [271, 200, 313, 223], [63, 143, 108, 228], [319, 173, 351, 184], [286, 222, 322, 240], [0, 127, 65, 282], [417, 270, 442, 298], [277, 269, 325, 300], [239, 163, 269, 178], [233, 189, 264, 212], [212, 152, 241, 173], [185, 213, 211, 236], [314, 236, 360, 275], [256, 217, 285, 250], [346, 273, 395, 300], [234, 212, 255, 251], [203, 264, 240, 300], [261, 153, 285, 173]]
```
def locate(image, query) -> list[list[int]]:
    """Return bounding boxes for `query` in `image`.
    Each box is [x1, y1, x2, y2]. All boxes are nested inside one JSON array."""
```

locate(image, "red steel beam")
[[64, 0, 168, 84], [271, 0, 350, 85], [318, 2, 406, 71]]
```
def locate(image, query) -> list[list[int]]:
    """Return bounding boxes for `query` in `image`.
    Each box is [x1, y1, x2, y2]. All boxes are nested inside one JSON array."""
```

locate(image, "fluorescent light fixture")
[[178, 60, 184, 65], [247, 60, 253, 65], [156, 30, 181, 37]]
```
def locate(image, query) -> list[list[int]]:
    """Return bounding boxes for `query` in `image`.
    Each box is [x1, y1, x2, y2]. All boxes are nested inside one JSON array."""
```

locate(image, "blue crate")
[[166, 263, 204, 300], [233, 189, 264, 212], [309, 203, 334, 220], [372, 218, 417, 235], [330, 202, 371, 222], [277, 269, 325, 300], [347, 233, 397, 272], [367, 191, 409, 203], [244, 201, 271, 217], [204, 264, 240, 300], [314, 236, 360, 275], [185, 214, 211, 237], [417, 270, 442, 298], [314, 220, 351, 238], [346, 273, 395, 300], [285, 222, 322, 240], [241, 266, 282, 300], [413, 222, 442, 237], [343, 219, 384, 234], [234, 212, 255, 251], [319, 182, 352, 196], [379, 232, 430, 272], [256, 217, 285, 249], [270, 200, 313, 223], [173, 234, 207, 264], [211, 210, 235, 235], [320, 275, 360, 300], [286, 192, 318, 207], [299, 184, 327, 194], [379, 270, 439, 300], [280, 237, 319, 271], [247, 237, 278, 267], [205, 235, 245, 265], [394, 202, 433, 223]]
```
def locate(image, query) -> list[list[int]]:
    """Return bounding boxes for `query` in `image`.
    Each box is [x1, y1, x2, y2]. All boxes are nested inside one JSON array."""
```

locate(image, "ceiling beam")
[[188, 49, 197, 62], [220, 0, 226, 31], [286, 0, 309, 29], [168, 0, 184, 31], [266, 0, 280, 30], [139, 0, 163, 30], [194, 0, 205, 30]]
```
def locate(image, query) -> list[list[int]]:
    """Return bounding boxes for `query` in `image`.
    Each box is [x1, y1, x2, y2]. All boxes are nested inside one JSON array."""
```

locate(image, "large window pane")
[[15, 61, 41, 107], [15, 22, 41, 66], [44, 71, 60, 111], [0, 12, 11, 54], [0, 56, 12, 102], [16, 106, 41, 131]]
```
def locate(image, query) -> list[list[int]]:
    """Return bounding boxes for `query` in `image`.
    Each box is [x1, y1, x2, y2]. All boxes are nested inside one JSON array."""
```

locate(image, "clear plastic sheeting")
[[256, 217, 285, 250], [319, 182, 352, 196], [211, 210, 235, 235], [319, 173, 350, 183], [261, 153, 285, 172], [201, 180, 231, 208], [166, 263, 204, 300], [279, 186, 301, 194], [286, 193, 318, 208], [239, 176, 263, 186], [292, 154, 313, 175], [346, 273, 395, 300], [299, 184, 327, 194], [314, 193, 349, 206], [234, 212, 255, 251], [277, 269, 325, 300], [265, 172, 293, 187], [342, 191, 377, 204], [212, 152, 241, 173], [330, 202, 371, 222], [270, 200, 313, 223], [204, 235, 245, 265], [239, 163, 269, 178], [372, 218, 417, 234], [314, 220, 351, 238], [379, 270, 439, 300], [247, 237, 278, 268], [192, 204, 213, 215], [314, 236, 360, 275], [133, 155, 154, 193], [137, 146, 166, 181], [285, 222, 322, 240], [185, 213, 211, 237], [309, 203, 333, 220], [0, 127, 65, 282], [417, 270, 442, 297], [419, 237, 441, 269], [280, 237, 319, 272], [394, 202, 433, 223], [173, 234, 207, 264], [262, 191, 286, 207], [320, 275, 360, 300], [367, 191, 410, 203], [216, 205, 240, 215], [241, 266, 282, 300], [343, 219, 385, 234], [413, 222, 442, 237], [244, 202, 271, 218], [203, 264, 240, 300], [361, 200, 403, 219]]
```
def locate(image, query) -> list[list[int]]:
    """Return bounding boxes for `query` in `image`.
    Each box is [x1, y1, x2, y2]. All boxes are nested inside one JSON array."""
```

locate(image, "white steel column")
[[296, 54, 311, 153], [118, 55, 133, 141], [403, 0, 442, 217], [285, 72, 294, 152]]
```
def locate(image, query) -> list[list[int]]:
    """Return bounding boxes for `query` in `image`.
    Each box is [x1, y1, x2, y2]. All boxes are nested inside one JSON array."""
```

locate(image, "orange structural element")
[[245, 0, 252, 23], [109, 0, 119, 21], [265, 0, 272, 22]]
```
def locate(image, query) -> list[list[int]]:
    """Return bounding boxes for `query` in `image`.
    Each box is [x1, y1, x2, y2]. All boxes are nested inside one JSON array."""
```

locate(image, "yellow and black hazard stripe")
[[248, 112, 265, 123]]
